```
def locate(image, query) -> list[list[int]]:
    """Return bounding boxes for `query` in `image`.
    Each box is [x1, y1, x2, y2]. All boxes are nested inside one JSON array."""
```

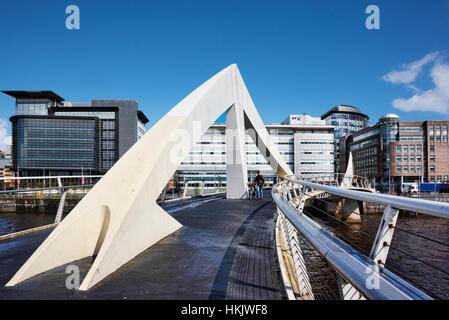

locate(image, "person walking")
[[254, 171, 265, 200]]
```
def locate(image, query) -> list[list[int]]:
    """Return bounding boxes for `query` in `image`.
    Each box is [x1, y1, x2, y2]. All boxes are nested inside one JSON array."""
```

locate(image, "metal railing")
[[273, 175, 449, 300], [0, 175, 103, 192], [158, 180, 226, 202], [0, 176, 101, 226], [299, 173, 372, 189]]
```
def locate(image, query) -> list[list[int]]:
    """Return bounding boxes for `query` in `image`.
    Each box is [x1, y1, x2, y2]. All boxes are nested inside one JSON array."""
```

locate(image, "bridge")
[[1, 64, 449, 300]]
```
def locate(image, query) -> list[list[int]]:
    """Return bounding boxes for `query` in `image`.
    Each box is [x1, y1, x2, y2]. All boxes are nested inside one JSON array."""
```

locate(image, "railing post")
[[369, 205, 399, 267], [336, 275, 366, 300], [55, 191, 68, 224], [182, 180, 189, 198], [161, 184, 168, 202], [278, 208, 314, 300]]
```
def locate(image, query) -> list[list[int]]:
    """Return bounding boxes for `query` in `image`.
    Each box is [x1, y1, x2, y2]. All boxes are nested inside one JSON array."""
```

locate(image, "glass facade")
[[4, 91, 149, 176], [380, 116, 400, 178], [55, 109, 117, 171], [15, 117, 97, 170], [16, 101, 49, 116], [321, 106, 369, 173], [325, 113, 369, 139]]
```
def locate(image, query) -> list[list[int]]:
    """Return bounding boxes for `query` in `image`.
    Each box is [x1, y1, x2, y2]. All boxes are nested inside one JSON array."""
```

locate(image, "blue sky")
[[0, 0, 448, 146]]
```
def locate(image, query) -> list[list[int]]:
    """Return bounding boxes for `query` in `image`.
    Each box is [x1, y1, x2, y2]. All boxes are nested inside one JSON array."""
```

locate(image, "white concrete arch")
[[6, 64, 293, 290]]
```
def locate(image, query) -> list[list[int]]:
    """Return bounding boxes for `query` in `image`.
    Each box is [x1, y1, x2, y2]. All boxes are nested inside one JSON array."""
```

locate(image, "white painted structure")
[[177, 119, 334, 186], [6, 64, 293, 290]]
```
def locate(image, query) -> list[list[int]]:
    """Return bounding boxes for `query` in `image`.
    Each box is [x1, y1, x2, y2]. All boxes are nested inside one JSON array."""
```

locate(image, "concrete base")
[[337, 199, 362, 224]]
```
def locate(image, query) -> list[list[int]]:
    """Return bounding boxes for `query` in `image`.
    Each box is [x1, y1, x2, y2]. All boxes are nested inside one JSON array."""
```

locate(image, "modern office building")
[[3, 91, 149, 176], [321, 105, 370, 172], [339, 113, 449, 191], [321, 105, 370, 139], [177, 115, 334, 187]]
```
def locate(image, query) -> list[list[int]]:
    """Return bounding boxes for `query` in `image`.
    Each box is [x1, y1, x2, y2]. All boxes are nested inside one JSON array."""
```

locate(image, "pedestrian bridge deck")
[[0, 191, 286, 300]]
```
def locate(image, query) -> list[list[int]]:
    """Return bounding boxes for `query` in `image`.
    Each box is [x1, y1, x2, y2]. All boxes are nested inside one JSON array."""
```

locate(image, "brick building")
[[339, 114, 449, 192]]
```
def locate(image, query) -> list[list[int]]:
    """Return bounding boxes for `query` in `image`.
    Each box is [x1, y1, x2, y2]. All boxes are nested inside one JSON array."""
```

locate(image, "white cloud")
[[382, 52, 439, 84], [392, 62, 449, 114], [0, 119, 12, 151], [382, 52, 449, 114]]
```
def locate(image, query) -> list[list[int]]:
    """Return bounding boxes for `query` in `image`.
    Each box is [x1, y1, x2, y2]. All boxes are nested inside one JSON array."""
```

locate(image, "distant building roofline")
[[321, 104, 369, 120], [2, 91, 64, 103], [137, 110, 149, 124]]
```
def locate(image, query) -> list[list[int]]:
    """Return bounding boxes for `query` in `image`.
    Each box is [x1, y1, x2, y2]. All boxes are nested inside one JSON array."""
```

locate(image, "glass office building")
[[53, 107, 118, 171], [321, 105, 369, 139], [177, 115, 334, 187], [3, 91, 149, 176], [321, 105, 369, 173], [13, 116, 98, 170]]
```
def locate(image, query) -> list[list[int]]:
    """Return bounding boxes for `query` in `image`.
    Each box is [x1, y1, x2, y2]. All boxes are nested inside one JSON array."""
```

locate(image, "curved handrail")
[[285, 177, 449, 219], [272, 184, 432, 300]]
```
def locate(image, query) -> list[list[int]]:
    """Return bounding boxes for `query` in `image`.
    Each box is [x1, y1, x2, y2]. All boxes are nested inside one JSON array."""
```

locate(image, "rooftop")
[[321, 105, 369, 120], [379, 113, 400, 122], [2, 91, 64, 103]]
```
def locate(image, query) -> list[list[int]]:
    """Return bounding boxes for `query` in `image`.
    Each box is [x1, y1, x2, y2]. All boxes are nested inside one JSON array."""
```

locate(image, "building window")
[[102, 131, 115, 139], [417, 166, 422, 173], [430, 155, 435, 162], [396, 156, 401, 162], [102, 151, 115, 160], [444, 176, 448, 182], [403, 145, 408, 153], [403, 166, 408, 173], [417, 155, 422, 162], [16, 103, 48, 116], [430, 166, 435, 173], [410, 145, 415, 153], [410, 166, 415, 173], [396, 166, 402, 173], [437, 136, 441, 142], [403, 155, 408, 162], [430, 145, 435, 152], [410, 155, 415, 162], [417, 145, 422, 152], [431, 176, 435, 182], [430, 136, 434, 142], [437, 176, 442, 183], [102, 121, 115, 130], [396, 145, 401, 153], [102, 141, 115, 149]]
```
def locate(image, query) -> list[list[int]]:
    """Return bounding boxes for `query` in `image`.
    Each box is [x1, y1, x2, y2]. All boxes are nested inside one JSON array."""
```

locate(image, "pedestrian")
[[254, 171, 265, 200]]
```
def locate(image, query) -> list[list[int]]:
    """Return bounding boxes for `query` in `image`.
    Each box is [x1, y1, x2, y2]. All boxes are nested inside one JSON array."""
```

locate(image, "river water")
[[305, 207, 449, 300], [1, 208, 448, 299], [0, 212, 56, 236]]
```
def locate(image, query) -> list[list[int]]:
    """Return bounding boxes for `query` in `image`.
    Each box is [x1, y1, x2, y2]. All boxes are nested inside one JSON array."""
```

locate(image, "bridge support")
[[336, 198, 362, 223], [226, 104, 248, 199], [369, 205, 399, 267], [6, 64, 292, 290]]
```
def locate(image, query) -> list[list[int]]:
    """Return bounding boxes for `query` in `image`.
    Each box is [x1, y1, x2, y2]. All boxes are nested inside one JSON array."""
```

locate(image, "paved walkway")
[[0, 190, 286, 300]]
